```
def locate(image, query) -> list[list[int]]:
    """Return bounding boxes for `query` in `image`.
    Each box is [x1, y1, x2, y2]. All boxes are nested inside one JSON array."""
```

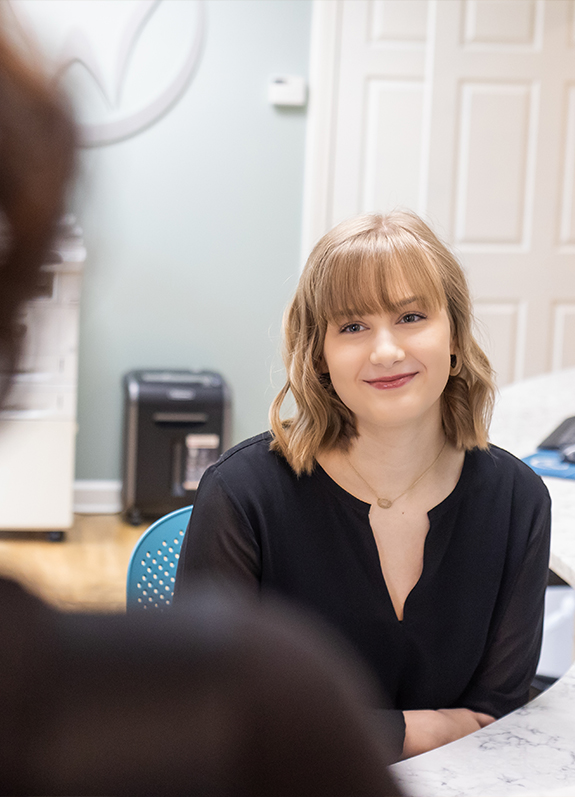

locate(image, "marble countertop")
[[392, 368, 575, 797]]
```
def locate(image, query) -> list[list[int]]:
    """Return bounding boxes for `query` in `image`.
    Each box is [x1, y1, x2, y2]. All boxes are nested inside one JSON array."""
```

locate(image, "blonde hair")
[[270, 210, 495, 475]]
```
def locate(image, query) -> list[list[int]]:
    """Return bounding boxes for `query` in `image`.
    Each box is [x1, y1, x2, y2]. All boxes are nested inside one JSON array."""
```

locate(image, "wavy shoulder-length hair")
[[270, 210, 495, 475]]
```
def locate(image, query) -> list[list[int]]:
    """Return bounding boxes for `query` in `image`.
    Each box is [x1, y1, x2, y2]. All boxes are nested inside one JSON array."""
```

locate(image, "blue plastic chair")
[[126, 506, 192, 612]]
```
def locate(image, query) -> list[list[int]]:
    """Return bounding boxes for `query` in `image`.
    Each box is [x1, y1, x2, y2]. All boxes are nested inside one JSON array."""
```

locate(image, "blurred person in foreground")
[[0, 10, 401, 797]]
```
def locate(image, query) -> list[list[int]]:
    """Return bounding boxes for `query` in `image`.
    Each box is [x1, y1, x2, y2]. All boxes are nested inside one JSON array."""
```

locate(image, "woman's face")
[[322, 296, 453, 434]]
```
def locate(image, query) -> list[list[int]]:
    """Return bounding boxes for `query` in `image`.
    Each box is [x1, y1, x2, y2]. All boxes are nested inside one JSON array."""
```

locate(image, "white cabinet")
[[0, 218, 85, 530]]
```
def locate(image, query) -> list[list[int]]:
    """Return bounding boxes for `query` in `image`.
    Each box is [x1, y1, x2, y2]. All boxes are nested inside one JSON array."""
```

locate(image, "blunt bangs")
[[311, 227, 446, 325]]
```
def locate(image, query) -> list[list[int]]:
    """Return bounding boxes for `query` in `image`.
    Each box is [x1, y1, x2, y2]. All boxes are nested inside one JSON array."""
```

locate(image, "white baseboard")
[[74, 480, 122, 514]]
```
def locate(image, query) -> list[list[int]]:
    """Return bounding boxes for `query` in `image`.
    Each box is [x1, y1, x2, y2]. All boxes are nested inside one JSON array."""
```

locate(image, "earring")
[[450, 354, 462, 376]]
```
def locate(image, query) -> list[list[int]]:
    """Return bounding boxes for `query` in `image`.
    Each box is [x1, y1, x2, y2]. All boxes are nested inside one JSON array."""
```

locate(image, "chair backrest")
[[126, 506, 192, 612]]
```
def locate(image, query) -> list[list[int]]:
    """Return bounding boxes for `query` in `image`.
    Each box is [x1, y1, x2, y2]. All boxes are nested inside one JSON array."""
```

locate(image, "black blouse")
[[174, 432, 551, 742]]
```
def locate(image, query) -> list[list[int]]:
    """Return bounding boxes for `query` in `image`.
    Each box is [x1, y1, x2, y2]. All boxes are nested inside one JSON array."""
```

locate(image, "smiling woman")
[[272, 211, 494, 474], [174, 210, 551, 762]]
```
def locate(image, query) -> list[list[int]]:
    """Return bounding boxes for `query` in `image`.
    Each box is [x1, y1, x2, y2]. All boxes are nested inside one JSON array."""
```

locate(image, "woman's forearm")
[[402, 708, 495, 759]]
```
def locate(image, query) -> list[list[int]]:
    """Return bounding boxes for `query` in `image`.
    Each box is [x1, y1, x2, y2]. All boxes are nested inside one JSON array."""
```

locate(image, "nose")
[[369, 328, 405, 367]]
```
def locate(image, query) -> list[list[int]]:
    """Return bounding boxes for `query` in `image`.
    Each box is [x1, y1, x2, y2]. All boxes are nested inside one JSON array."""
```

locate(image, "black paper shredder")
[[122, 369, 230, 525]]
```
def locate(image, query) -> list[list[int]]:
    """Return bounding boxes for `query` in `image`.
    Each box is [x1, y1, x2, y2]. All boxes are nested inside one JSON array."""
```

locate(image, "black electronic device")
[[122, 370, 230, 525], [538, 416, 575, 450]]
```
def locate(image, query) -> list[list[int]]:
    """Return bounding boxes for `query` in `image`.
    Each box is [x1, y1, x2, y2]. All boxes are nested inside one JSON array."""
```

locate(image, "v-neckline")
[[373, 516, 430, 624], [314, 450, 473, 624]]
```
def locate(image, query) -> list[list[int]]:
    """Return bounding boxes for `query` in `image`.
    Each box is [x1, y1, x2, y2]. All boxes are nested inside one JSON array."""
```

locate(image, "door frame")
[[300, 0, 341, 266]]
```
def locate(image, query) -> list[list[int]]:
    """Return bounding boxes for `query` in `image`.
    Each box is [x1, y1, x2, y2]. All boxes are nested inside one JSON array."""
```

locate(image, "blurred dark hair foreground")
[[0, 11, 401, 797], [1, 580, 400, 796], [0, 6, 76, 404]]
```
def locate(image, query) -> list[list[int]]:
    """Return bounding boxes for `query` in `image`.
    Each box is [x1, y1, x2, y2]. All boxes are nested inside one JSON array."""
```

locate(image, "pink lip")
[[364, 373, 417, 390]]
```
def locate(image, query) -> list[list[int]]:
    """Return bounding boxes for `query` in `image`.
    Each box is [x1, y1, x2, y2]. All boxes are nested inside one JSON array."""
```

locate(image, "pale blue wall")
[[73, 0, 311, 479]]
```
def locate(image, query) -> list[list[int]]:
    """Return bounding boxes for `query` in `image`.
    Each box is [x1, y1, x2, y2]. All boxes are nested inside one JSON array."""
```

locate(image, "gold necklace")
[[346, 437, 447, 509]]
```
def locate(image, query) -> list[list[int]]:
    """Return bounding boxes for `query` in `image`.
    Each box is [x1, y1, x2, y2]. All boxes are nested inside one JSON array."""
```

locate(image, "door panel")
[[362, 80, 425, 211], [454, 81, 537, 248]]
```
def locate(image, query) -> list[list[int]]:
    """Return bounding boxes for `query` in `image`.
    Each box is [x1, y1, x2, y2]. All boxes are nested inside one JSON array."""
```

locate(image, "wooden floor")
[[0, 515, 145, 613]]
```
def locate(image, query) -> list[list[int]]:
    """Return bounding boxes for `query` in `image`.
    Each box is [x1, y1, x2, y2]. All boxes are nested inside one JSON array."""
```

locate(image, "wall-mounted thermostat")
[[268, 75, 307, 107]]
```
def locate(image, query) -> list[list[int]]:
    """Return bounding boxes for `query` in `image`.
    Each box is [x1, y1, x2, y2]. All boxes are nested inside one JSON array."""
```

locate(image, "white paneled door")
[[303, 0, 575, 385]]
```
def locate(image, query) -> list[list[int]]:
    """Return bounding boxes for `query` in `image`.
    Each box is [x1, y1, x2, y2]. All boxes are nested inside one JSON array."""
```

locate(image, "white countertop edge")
[[391, 663, 575, 797]]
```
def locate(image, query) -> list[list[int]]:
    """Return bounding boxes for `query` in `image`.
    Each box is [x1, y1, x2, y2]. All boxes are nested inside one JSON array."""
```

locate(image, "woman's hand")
[[402, 708, 495, 759]]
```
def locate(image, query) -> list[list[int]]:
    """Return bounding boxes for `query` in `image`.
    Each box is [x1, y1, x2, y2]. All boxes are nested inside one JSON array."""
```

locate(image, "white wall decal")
[[12, 0, 206, 147]]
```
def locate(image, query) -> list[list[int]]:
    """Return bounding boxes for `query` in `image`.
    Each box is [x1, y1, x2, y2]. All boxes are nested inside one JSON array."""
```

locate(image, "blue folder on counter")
[[522, 450, 575, 480]]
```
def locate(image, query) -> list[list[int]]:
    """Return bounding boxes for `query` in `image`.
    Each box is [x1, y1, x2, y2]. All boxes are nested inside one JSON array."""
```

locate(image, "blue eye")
[[340, 322, 365, 334], [400, 313, 425, 324]]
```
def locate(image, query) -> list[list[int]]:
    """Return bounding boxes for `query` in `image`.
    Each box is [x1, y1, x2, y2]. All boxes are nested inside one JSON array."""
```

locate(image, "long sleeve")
[[174, 466, 262, 601], [458, 484, 551, 717]]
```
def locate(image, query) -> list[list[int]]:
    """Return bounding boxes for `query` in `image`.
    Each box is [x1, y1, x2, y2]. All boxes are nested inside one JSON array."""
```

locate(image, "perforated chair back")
[[126, 506, 192, 612]]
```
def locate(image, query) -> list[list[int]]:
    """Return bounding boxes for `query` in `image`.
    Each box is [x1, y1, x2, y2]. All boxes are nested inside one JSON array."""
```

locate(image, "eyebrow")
[[329, 296, 425, 323], [397, 296, 420, 306]]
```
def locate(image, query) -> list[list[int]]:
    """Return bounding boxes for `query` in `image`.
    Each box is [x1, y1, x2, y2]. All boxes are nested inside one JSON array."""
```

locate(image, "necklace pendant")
[[377, 497, 392, 509]]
